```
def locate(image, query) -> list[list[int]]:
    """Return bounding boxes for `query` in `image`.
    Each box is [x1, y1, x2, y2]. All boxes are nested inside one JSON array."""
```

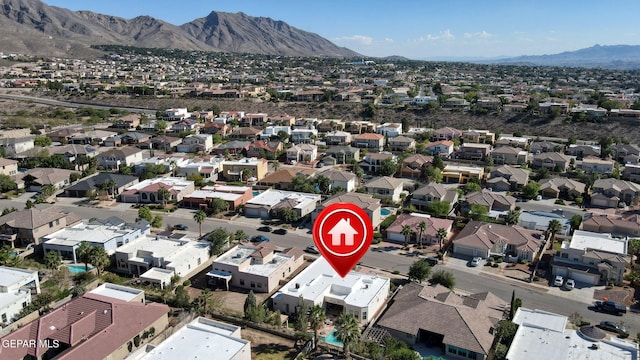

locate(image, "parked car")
[[594, 301, 627, 315], [469, 257, 482, 267], [553, 275, 564, 287], [304, 245, 319, 254], [598, 321, 628, 336], [250, 235, 270, 243], [424, 257, 441, 266], [272, 228, 288, 235], [257, 226, 273, 232], [563, 278, 575, 290], [173, 224, 188, 231]]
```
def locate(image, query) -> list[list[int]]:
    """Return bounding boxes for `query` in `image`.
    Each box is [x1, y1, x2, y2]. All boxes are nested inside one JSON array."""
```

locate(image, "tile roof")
[[377, 282, 505, 355], [386, 214, 453, 237], [258, 168, 315, 184], [355, 133, 384, 140], [465, 189, 516, 209], [365, 176, 405, 190], [0, 205, 81, 230], [454, 221, 542, 253], [319, 169, 357, 182], [98, 146, 142, 158], [65, 173, 139, 192], [23, 168, 80, 186], [323, 192, 380, 212]]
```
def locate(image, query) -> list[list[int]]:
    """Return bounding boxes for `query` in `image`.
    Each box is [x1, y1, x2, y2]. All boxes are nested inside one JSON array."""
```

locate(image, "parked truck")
[[594, 301, 627, 315]]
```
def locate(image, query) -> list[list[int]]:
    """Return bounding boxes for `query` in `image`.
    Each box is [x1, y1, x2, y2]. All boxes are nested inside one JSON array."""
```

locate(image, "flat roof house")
[[271, 257, 390, 324], [245, 189, 321, 220], [222, 157, 269, 181], [0, 266, 40, 326], [129, 317, 250, 360], [119, 177, 195, 204], [208, 244, 304, 293], [442, 165, 484, 184]]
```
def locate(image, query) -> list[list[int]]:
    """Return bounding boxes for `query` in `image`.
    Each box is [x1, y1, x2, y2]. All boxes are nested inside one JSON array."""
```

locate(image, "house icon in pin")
[[328, 218, 359, 246]]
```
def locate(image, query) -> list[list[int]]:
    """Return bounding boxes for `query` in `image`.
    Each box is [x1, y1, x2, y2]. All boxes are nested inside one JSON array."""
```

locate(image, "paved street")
[[1, 195, 638, 334]]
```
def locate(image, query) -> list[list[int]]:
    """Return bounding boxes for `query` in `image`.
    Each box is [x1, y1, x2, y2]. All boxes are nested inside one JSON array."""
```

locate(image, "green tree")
[[628, 238, 640, 266], [194, 288, 221, 316], [34, 136, 52, 147], [157, 186, 172, 208], [210, 198, 229, 214], [569, 214, 583, 234], [334, 313, 360, 359], [173, 285, 190, 308], [469, 204, 489, 221], [76, 241, 93, 271], [430, 269, 455, 289], [25, 200, 35, 209], [136, 206, 153, 222], [151, 215, 163, 228], [436, 227, 448, 250], [432, 154, 445, 170], [308, 305, 326, 351], [0, 175, 17, 192], [193, 210, 207, 238], [208, 228, 229, 256], [401, 225, 413, 247], [244, 290, 257, 319], [496, 320, 518, 346], [276, 207, 300, 223], [426, 200, 451, 217], [43, 251, 62, 271], [378, 158, 398, 176], [416, 221, 427, 247], [315, 175, 332, 195], [1, 207, 17, 216], [290, 174, 317, 193], [424, 166, 442, 183], [234, 230, 247, 243], [154, 120, 168, 133], [89, 246, 110, 275], [40, 184, 56, 198], [294, 298, 308, 332], [505, 210, 521, 226], [522, 182, 540, 200], [461, 182, 481, 194], [547, 219, 563, 240], [408, 260, 431, 283]]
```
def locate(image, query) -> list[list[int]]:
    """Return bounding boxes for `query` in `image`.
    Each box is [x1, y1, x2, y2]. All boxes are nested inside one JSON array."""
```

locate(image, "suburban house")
[[318, 169, 358, 193], [442, 165, 484, 184], [207, 244, 304, 293], [462, 130, 495, 144], [269, 114, 296, 126], [519, 211, 571, 235], [64, 173, 139, 198], [222, 158, 269, 181], [271, 257, 390, 325], [324, 146, 360, 164], [487, 165, 529, 191], [255, 168, 316, 191], [48, 144, 100, 166], [538, 178, 586, 199], [171, 119, 200, 133], [247, 140, 283, 159], [386, 213, 453, 245], [431, 127, 462, 141], [104, 132, 151, 147], [610, 144, 640, 163], [359, 152, 397, 174], [490, 146, 528, 165], [22, 168, 80, 191], [0, 266, 40, 327], [181, 185, 253, 211], [399, 154, 434, 179], [97, 147, 144, 170], [376, 282, 505, 360], [176, 134, 214, 153], [376, 123, 403, 138], [345, 121, 376, 134], [286, 144, 318, 163], [324, 130, 352, 145], [507, 308, 639, 360], [577, 156, 615, 174], [0, 284, 169, 360], [495, 136, 529, 149], [164, 108, 190, 120], [290, 128, 318, 144], [424, 140, 454, 157], [456, 143, 492, 161], [566, 144, 600, 159], [444, 97, 470, 110], [261, 125, 291, 139], [42, 217, 150, 261], [115, 234, 211, 285], [244, 189, 321, 220], [353, 133, 385, 152], [532, 152, 571, 171], [231, 127, 263, 140], [388, 136, 416, 152], [622, 164, 640, 182], [316, 119, 345, 132], [314, 192, 382, 230], [591, 178, 640, 207], [465, 190, 516, 212], [581, 213, 640, 238], [551, 230, 628, 286], [453, 221, 542, 261], [175, 157, 224, 183], [410, 183, 459, 213], [68, 130, 117, 145], [138, 135, 182, 152], [119, 177, 195, 204], [0, 158, 18, 176], [112, 114, 141, 129], [212, 141, 251, 156], [201, 123, 232, 137], [0, 136, 35, 156], [530, 141, 563, 154], [0, 205, 82, 247], [364, 176, 405, 203], [130, 317, 251, 360]]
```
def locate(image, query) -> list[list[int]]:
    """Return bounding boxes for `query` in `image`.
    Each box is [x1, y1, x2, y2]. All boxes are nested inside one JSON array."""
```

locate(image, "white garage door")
[[568, 270, 599, 285], [552, 266, 567, 277]]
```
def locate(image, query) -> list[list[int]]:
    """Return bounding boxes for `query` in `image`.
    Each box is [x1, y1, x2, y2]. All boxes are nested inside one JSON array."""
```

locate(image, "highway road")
[[1, 196, 637, 334]]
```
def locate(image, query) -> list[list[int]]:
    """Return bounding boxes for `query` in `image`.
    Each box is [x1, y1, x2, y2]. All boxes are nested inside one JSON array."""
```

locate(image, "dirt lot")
[[242, 328, 297, 360]]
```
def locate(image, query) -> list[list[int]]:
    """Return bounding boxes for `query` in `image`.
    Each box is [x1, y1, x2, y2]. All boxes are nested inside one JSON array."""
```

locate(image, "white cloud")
[[384, 38, 394, 43], [464, 30, 492, 39], [333, 35, 373, 46], [411, 29, 455, 43]]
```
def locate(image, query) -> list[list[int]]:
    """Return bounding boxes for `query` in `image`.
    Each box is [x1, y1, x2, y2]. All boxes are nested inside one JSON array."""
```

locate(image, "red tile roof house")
[[452, 221, 543, 261], [376, 282, 505, 360], [0, 289, 169, 360], [386, 213, 453, 246]]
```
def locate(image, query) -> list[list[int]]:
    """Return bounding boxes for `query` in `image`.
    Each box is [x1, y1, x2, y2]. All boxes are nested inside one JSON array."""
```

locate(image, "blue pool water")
[[66, 265, 92, 274], [252, 191, 260, 196], [381, 208, 391, 216], [320, 329, 343, 347]]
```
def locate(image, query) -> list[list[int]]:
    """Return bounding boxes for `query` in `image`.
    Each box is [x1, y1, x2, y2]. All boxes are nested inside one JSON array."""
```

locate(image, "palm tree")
[[76, 241, 93, 271], [169, 160, 178, 176], [401, 225, 413, 247], [547, 219, 563, 242], [193, 210, 207, 238], [104, 179, 118, 199], [416, 221, 427, 248], [235, 230, 247, 244], [436, 228, 448, 251], [44, 251, 62, 272], [157, 186, 172, 209], [505, 210, 521, 226], [89, 246, 110, 275], [334, 313, 360, 359], [308, 305, 326, 352], [241, 169, 254, 182]]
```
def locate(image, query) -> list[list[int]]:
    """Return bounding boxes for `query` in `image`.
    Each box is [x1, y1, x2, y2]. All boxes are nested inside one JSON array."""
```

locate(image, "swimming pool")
[[66, 264, 93, 274], [252, 191, 260, 196], [320, 329, 343, 347], [381, 208, 392, 216]]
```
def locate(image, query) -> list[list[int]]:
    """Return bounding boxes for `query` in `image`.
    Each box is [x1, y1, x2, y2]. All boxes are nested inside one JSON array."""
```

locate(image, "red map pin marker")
[[313, 202, 373, 278]]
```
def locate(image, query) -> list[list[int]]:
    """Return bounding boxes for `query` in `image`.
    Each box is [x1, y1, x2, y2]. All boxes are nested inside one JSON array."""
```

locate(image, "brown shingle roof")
[[0, 205, 81, 230], [454, 221, 542, 253]]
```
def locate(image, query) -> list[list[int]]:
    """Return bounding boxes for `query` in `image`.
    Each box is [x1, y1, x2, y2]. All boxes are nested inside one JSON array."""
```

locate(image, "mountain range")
[[0, 0, 359, 58]]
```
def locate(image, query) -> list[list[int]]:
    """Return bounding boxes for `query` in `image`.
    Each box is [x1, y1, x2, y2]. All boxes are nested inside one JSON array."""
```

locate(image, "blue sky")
[[44, 0, 640, 59]]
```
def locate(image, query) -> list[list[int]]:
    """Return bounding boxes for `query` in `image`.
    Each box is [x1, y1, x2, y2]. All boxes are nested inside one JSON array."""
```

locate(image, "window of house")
[[49, 222, 53, 228], [56, 219, 60, 225], [1, 314, 6, 323], [251, 281, 256, 288], [240, 279, 245, 286], [362, 312, 367, 320]]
